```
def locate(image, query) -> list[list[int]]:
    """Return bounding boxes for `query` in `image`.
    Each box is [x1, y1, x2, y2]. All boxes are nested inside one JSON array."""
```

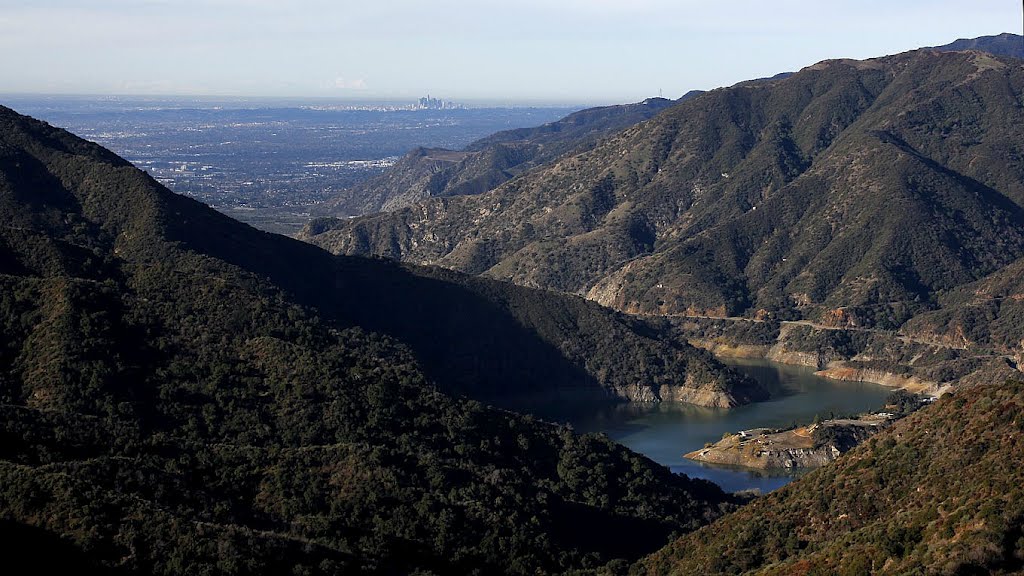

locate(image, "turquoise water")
[[540, 359, 892, 493]]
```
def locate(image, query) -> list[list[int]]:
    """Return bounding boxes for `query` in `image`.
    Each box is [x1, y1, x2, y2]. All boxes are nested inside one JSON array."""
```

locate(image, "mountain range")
[[3, 32, 1024, 576], [0, 104, 756, 574], [302, 37, 1024, 390]]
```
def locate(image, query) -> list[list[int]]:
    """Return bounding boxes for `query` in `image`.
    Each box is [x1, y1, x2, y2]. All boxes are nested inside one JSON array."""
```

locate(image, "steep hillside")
[[302, 48, 1024, 386], [902, 256, 1024, 356], [317, 97, 681, 216], [304, 49, 1024, 318], [635, 379, 1024, 575], [2, 105, 760, 407], [0, 106, 749, 574]]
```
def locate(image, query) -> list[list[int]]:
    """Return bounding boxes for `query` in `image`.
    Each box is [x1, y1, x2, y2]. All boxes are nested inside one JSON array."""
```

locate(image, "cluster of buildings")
[[415, 95, 463, 110]]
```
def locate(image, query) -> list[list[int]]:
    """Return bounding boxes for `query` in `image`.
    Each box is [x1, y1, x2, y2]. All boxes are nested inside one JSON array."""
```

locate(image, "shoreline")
[[685, 411, 905, 472], [692, 339, 944, 397]]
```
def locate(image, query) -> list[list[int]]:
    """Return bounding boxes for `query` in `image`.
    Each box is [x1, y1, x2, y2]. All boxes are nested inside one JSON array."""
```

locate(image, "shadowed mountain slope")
[[2, 105, 761, 406], [0, 105, 753, 574]]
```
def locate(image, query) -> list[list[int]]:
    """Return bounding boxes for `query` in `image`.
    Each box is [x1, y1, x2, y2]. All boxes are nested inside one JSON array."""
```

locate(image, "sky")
[[0, 0, 1019, 105]]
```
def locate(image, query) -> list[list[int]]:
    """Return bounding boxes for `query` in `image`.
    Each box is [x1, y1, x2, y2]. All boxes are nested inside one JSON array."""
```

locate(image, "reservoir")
[[541, 358, 892, 493]]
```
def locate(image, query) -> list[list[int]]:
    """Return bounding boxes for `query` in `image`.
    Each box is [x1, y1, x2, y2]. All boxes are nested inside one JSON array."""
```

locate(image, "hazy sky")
[[0, 0, 1018, 104]]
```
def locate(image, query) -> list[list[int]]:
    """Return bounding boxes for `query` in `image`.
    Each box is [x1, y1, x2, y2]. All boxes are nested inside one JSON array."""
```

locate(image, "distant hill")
[[302, 45, 1024, 387], [636, 378, 1024, 574], [930, 32, 1024, 59], [316, 96, 687, 216], [466, 97, 686, 152], [0, 105, 755, 573]]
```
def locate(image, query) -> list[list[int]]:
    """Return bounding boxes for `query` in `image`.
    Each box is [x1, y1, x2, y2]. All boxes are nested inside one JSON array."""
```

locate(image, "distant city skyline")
[[0, 0, 1018, 105]]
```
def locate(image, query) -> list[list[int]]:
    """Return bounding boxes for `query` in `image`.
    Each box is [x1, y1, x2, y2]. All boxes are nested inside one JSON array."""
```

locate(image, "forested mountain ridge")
[[3, 103, 761, 407], [315, 96, 683, 216], [301, 48, 1024, 368], [0, 105, 753, 574]]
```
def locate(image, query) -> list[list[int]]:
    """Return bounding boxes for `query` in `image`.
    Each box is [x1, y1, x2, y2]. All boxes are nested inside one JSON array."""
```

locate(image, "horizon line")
[[0, 91, 652, 109]]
